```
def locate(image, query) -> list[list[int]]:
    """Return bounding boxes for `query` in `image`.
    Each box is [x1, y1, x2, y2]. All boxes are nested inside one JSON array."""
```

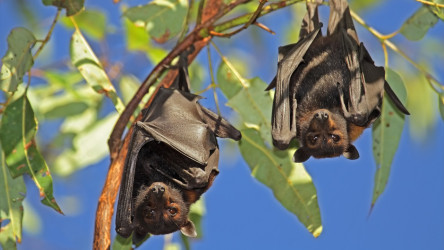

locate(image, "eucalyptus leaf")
[[439, 94, 444, 121], [217, 62, 243, 100], [429, 0, 444, 20], [400, 5, 439, 41], [0, 146, 26, 249], [239, 128, 322, 237], [371, 69, 407, 207], [123, 0, 188, 43], [42, 0, 84, 16], [189, 198, 206, 238], [53, 113, 118, 176], [119, 75, 140, 105], [61, 10, 107, 40], [226, 78, 272, 145], [0, 27, 36, 92], [0, 93, 61, 213], [123, 19, 168, 64], [405, 74, 437, 140], [112, 234, 133, 250], [70, 30, 125, 113]]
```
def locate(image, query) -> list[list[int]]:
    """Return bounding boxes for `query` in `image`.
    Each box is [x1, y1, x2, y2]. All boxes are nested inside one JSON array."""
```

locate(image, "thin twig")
[[416, 0, 444, 8], [206, 45, 221, 116], [33, 8, 61, 59], [254, 21, 275, 35], [350, 9, 444, 95], [210, 0, 267, 38], [196, 0, 206, 25], [178, 0, 194, 44], [210, 0, 303, 35], [210, 41, 248, 88], [195, 82, 217, 95]]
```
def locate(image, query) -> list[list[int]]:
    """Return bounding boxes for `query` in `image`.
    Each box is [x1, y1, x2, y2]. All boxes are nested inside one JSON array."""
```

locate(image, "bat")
[[115, 53, 241, 242], [267, 0, 409, 162]]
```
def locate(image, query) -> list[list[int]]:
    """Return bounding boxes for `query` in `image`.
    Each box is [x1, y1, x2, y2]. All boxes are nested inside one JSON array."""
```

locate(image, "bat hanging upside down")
[[115, 52, 241, 242], [267, 0, 409, 162]]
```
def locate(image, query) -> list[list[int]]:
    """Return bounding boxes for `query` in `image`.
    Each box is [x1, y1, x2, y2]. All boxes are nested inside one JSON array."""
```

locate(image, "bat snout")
[[150, 183, 166, 197], [314, 110, 329, 121]]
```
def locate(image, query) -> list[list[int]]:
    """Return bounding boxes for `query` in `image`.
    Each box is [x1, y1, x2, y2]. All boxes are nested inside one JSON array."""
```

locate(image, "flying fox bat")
[[116, 52, 241, 242], [267, 0, 409, 162]]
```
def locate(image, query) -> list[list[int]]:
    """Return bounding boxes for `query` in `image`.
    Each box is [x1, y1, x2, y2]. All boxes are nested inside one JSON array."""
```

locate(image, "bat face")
[[299, 109, 348, 159], [132, 182, 195, 241]]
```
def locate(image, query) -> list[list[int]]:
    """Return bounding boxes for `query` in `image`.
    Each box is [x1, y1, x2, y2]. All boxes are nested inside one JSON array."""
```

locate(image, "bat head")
[[133, 182, 197, 242], [295, 109, 359, 162]]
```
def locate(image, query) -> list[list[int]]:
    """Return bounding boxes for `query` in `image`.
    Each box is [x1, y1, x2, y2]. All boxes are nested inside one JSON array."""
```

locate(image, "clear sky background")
[[1, 0, 443, 249]]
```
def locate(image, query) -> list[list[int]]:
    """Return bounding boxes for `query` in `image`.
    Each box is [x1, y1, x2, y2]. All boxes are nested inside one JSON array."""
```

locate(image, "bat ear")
[[180, 220, 197, 238], [343, 145, 359, 160], [293, 147, 311, 163]]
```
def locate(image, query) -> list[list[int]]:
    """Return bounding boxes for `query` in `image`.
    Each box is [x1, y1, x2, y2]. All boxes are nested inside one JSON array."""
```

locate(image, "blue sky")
[[1, 0, 443, 249]]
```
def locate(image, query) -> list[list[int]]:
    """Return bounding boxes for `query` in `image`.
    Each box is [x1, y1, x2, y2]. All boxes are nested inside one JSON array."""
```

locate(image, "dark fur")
[[292, 35, 357, 161]]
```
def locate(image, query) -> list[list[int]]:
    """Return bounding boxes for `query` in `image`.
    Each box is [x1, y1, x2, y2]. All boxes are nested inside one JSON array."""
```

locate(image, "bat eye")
[[331, 134, 340, 142], [168, 207, 178, 216], [310, 136, 318, 144], [145, 208, 156, 218]]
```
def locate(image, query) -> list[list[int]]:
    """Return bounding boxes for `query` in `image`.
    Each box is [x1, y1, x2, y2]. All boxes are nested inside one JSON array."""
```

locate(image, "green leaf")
[[0, 93, 62, 213], [22, 200, 42, 235], [0, 145, 26, 249], [400, 5, 439, 41], [216, 61, 243, 100], [189, 62, 206, 93], [239, 128, 322, 237], [112, 234, 133, 250], [429, 0, 444, 20], [28, 82, 102, 121], [164, 242, 180, 250], [70, 30, 125, 113], [350, 0, 382, 11], [61, 10, 107, 40], [44, 102, 89, 119], [189, 197, 205, 238], [53, 113, 119, 176], [42, 0, 84, 16], [123, 19, 168, 65], [0, 28, 36, 92], [439, 94, 444, 121], [119, 75, 140, 105], [371, 69, 407, 207], [123, 0, 189, 43], [226, 78, 272, 145], [405, 74, 437, 141]]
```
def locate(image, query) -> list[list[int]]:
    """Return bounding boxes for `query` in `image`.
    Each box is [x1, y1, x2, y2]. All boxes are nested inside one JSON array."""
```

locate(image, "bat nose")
[[314, 111, 329, 120], [151, 185, 165, 196]]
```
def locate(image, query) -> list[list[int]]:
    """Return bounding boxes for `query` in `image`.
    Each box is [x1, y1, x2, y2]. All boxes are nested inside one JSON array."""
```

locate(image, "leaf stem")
[[210, 0, 267, 38], [415, 0, 444, 8], [210, 41, 248, 88], [350, 9, 444, 95], [211, 0, 303, 35], [196, 0, 206, 25], [33, 8, 61, 60], [206, 45, 221, 116], [178, 0, 194, 44]]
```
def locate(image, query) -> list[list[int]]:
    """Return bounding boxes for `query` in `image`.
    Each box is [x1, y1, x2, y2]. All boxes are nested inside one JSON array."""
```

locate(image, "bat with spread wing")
[[267, 0, 409, 162], [115, 53, 241, 242]]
